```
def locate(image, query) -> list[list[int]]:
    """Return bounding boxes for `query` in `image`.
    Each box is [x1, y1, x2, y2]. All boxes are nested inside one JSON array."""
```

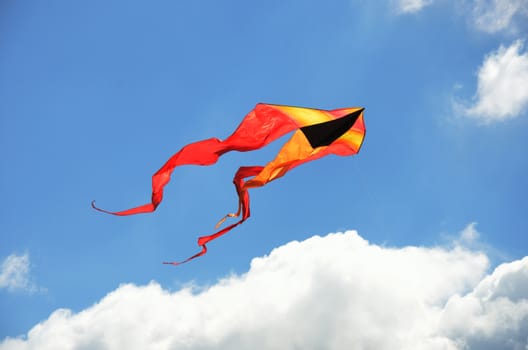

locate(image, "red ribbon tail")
[[162, 245, 207, 266], [91, 200, 157, 216]]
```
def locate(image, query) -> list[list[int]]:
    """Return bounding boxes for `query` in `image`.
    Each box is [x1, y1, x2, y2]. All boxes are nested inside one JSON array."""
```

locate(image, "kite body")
[[93, 103, 365, 264]]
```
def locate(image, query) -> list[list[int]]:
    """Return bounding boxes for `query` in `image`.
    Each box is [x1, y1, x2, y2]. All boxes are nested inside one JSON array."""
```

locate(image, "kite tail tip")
[[91, 200, 115, 215], [163, 245, 208, 266], [214, 212, 239, 229], [91, 200, 102, 211], [214, 216, 227, 229]]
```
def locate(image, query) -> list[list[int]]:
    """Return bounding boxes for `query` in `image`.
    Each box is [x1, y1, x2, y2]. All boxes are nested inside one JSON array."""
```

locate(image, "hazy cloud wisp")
[[0, 253, 35, 293], [471, 0, 528, 33], [394, 0, 434, 13]]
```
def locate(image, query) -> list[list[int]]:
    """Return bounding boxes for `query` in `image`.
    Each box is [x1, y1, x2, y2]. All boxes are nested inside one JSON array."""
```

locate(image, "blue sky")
[[1, 0, 527, 348]]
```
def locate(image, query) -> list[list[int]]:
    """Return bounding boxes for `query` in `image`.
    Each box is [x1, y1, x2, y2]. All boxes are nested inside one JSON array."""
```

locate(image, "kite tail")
[[162, 166, 263, 265], [162, 245, 207, 266], [91, 104, 300, 216], [91, 138, 224, 215]]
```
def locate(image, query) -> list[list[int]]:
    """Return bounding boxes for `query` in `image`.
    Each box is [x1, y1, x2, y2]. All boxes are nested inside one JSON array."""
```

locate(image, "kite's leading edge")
[[92, 103, 366, 265]]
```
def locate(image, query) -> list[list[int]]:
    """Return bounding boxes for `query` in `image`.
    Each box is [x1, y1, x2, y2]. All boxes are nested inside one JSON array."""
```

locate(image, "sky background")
[[1, 0, 527, 349]]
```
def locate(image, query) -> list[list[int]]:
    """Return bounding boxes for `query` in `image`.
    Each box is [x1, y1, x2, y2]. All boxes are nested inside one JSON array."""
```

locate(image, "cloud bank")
[[459, 40, 528, 123], [0, 253, 35, 293], [1, 231, 527, 350]]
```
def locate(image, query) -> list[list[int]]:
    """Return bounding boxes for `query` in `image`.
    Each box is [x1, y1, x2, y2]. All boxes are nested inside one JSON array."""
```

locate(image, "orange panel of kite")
[[92, 103, 366, 265]]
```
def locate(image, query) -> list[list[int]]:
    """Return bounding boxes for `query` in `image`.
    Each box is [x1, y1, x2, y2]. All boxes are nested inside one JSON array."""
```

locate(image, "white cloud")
[[1, 231, 526, 350], [0, 253, 36, 293], [471, 0, 528, 33], [459, 41, 528, 123], [440, 256, 528, 349], [394, 0, 434, 13]]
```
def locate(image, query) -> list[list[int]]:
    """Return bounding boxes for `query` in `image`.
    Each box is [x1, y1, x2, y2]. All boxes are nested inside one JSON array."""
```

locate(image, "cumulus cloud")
[[471, 0, 528, 33], [458, 41, 528, 123], [394, 0, 434, 13], [440, 256, 528, 349], [1, 231, 526, 350], [0, 253, 36, 293]]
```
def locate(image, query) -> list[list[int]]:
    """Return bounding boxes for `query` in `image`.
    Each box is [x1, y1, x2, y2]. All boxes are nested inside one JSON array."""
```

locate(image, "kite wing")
[[93, 103, 365, 264]]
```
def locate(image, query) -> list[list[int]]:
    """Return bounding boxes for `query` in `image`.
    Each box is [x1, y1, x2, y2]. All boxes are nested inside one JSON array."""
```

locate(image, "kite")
[[92, 103, 366, 265]]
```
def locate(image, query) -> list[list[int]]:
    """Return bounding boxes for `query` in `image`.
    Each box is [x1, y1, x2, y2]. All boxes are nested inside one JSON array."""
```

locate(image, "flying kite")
[[92, 103, 366, 265]]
